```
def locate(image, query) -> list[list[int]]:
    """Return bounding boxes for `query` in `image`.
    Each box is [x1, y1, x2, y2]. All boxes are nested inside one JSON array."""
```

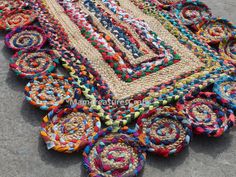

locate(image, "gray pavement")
[[0, 1, 236, 177]]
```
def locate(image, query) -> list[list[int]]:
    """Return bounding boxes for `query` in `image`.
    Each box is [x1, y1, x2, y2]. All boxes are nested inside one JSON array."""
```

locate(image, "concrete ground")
[[0, 1, 235, 177]]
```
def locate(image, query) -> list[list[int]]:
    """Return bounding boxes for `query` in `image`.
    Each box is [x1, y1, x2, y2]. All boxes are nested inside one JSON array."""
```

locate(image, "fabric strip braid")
[[83, 127, 146, 177], [172, 0, 212, 31], [24, 74, 77, 111], [41, 104, 101, 153], [0, 0, 25, 15], [9, 50, 59, 79], [213, 76, 236, 111], [136, 106, 192, 157], [0, 9, 37, 30], [219, 33, 236, 64], [177, 92, 235, 137], [5, 26, 47, 51]]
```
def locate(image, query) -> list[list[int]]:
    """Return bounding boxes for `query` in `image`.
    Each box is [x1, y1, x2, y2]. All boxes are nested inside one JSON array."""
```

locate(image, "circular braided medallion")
[[25, 74, 75, 110], [214, 76, 236, 111], [0, 10, 36, 30], [174, 1, 212, 30], [83, 127, 146, 177], [41, 105, 101, 153], [136, 107, 192, 157], [0, 0, 24, 14], [197, 18, 236, 44], [219, 35, 236, 63], [9, 50, 58, 79], [177, 92, 235, 137], [5, 26, 47, 51]]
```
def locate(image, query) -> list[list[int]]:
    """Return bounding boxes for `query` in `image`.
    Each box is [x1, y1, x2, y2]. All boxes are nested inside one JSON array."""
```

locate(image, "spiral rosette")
[[5, 26, 47, 51], [9, 50, 58, 79], [197, 18, 236, 44], [177, 92, 235, 137], [173, 1, 212, 30], [136, 106, 192, 157], [213, 76, 236, 111], [41, 105, 101, 153], [25, 74, 75, 110], [83, 127, 146, 177], [219, 35, 236, 63], [0, 0, 24, 14], [0, 10, 36, 30]]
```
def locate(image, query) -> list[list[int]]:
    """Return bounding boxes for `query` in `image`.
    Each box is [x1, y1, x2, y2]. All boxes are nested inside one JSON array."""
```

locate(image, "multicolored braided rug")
[[1, 0, 236, 176]]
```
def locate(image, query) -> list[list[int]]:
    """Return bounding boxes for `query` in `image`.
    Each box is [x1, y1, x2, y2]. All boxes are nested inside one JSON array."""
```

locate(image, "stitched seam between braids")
[[79, 2, 158, 66], [45, 0, 204, 100]]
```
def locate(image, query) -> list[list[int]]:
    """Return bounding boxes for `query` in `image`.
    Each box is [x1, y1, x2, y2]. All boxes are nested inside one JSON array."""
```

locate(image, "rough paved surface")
[[0, 1, 236, 177]]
